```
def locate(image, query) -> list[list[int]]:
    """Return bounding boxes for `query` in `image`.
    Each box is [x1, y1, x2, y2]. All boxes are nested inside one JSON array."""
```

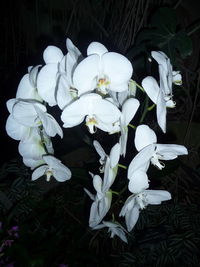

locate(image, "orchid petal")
[[142, 76, 160, 104], [37, 64, 58, 106], [145, 190, 171, 204], [34, 105, 63, 138], [12, 101, 46, 127], [93, 175, 103, 195], [73, 54, 99, 94], [6, 115, 30, 140], [128, 170, 149, 194], [87, 42, 108, 56], [126, 204, 140, 232], [135, 125, 157, 151], [122, 98, 140, 126], [32, 165, 48, 181], [110, 143, 120, 168], [43, 46, 63, 64], [156, 144, 188, 160], [103, 52, 133, 90], [128, 144, 155, 178], [156, 89, 166, 133]]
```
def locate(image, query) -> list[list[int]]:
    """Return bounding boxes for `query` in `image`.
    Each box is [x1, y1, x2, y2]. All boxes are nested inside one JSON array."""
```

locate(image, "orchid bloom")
[[93, 140, 120, 173], [73, 42, 133, 96], [151, 51, 182, 95], [7, 99, 63, 138], [120, 190, 171, 232], [56, 38, 82, 109], [32, 155, 71, 182], [128, 125, 188, 192], [61, 93, 121, 134], [85, 162, 117, 227], [16, 65, 42, 101], [93, 221, 128, 243], [142, 76, 168, 132], [18, 127, 54, 161]]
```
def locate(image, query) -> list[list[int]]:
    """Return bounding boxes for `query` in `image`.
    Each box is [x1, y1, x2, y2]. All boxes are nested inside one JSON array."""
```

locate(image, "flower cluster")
[[5, 39, 188, 243]]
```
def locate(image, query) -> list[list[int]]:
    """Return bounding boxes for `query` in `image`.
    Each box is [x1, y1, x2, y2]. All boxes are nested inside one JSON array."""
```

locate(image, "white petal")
[[93, 175, 103, 195], [151, 51, 168, 72], [128, 170, 149, 194], [23, 157, 45, 169], [61, 97, 87, 127], [110, 143, 120, 168], [6, 115, 30, 140], [12, 101, 46, 127], [73, 54, 99, 94], [43, 46, 63, 64], [128, 144, 154, 178], [52, 168, 71, 182], [32, 165, 48, 180], [34, 105, 63, 138], [126, 205, 140, 232], [156, 89, 166, 133], [103, 52, 133, 88], [87, 42, 108, 56], [16, 74, 37, 100], [66, 38, 82, 60], [56, 75, 73, 110], [93, 140, 106, 163], [135, 125, 157, 151], [6, 99, 16, 113], [37, 64, 58, 106], [156, 144, 188, 160], [142, 76, 160, 104], [122, 98, 140, 126], [145, 190, 171, 204]]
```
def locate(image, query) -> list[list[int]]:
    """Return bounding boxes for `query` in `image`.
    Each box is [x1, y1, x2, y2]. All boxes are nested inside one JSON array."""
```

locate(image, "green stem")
[[147, 103, 156, 111], [135, 82, 145, 92], [128, 123, 136, 129], [118, 164, 127, 169], [139, 96, 149, 123]]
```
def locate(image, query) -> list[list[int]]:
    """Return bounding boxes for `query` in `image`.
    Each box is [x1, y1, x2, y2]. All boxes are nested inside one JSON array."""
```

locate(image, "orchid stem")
[[128, 123, 136, 129], [118, 164, 127, 169], [135, 82, 145, 92], [147, 103, 156, 111]]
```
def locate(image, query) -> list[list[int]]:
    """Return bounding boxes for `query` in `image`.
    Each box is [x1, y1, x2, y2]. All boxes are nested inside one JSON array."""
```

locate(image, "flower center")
[[45, 170, 53, 182], [151, 153, 165, 170], [164, 95, 176, 108], [96, 77, 110, 95], [136, 193, 148, 210], [85, 115, 98, 134]]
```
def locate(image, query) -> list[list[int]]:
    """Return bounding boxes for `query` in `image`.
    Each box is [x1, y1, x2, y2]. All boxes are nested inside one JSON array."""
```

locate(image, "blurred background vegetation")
[[0, 0, 200, 266]]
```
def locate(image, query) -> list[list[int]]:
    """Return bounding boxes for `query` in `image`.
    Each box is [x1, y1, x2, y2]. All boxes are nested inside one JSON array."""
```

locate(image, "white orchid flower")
[[18, 127, 54, 161], [93, 141, 120, 174], [151, 51, 182, 94], [32, 155, 71, 182], [16, 65, 42, 101], [37, 45, 64, 106], [9, 99, 63, 138], [93, 221, 128, 243], [61, 93, 121, 134], [142, 76, 168, 132], [128, 125, 188, 186], [120, 190, 171, 232], [86, 173, 112, 227], [73, 42, 133, 96], [119, 98, 140, 157], [56, 38, 82, 109], [85, 161, 119, 228]]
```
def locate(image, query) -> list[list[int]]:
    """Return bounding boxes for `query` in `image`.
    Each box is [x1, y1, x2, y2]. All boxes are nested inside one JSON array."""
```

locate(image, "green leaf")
[[135, 7, 192, 63]]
